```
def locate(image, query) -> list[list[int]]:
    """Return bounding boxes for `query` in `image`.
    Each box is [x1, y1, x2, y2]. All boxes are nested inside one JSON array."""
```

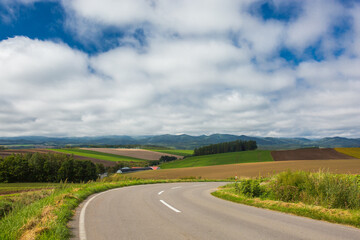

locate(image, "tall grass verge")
[[212, 170, 360, 228]]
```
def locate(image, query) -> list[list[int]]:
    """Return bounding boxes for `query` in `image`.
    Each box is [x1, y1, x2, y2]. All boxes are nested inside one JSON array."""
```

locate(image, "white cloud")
[[1, 1, 360, 138]]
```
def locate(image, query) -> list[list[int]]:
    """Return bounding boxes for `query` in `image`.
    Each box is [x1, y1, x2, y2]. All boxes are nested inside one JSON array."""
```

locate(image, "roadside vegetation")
[[212, 170, 360, 228], [335, 148, 360, 159], [159, 150, 273, 169], [0, 176, 223, 240]]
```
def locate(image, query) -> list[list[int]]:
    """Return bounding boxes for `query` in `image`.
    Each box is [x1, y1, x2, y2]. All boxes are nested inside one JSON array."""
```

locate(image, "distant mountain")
[[0, 134, 359, 150]]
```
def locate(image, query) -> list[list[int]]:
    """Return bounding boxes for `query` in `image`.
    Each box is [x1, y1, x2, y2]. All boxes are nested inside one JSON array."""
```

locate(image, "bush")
[[235, 179, 264, 197]]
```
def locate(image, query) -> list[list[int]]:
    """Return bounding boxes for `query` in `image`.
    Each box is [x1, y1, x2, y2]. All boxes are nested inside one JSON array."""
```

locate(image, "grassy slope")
[[51, 148, 145, 162], [148, 149, 194, 157], [335, 148, 360, 159], [159, 150, 273, 169]]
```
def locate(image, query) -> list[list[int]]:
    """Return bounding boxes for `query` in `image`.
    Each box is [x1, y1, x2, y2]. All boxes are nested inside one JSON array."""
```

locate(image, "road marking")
[[79, 188, 119, 240], [158, 190, 164, 195], [171, 186, 182, 189], [160, 200, 181, 213]]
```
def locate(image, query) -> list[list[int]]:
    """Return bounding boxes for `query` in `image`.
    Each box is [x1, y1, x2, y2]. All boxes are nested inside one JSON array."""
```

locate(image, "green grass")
[[159, 150, 273, 169], [212, 171, 360, 229], [50, 148, 145, 162], [148, 149, 194, 157]]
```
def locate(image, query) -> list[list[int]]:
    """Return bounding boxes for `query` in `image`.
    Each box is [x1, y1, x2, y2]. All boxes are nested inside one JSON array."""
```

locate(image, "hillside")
[[159, 150, 273, 169], [1, 134, 360, 149]]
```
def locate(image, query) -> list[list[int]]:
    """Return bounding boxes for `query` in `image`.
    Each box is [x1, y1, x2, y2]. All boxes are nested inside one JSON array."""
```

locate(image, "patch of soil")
[[271, 148, 355, 161], [84, 148, 183, 161], [0, 149, 117, 167]]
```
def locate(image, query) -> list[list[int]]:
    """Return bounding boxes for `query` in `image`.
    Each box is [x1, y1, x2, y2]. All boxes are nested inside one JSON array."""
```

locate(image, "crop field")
[[83, 148, 184, 160], [0, 148, 119, 167], [147, 149, 194, 157], [129, 159, 360, 179], [271, 148, 354, 161], [51, 148, 145, 162], [0, 183, 61, 196], [335, 148, 360, 159], [159, 150, 273, 169]]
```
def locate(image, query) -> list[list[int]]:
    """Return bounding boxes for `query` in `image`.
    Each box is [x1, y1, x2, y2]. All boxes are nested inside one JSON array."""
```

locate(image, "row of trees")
[[0, 153, 104, 183], [193, 140, 257, 156]]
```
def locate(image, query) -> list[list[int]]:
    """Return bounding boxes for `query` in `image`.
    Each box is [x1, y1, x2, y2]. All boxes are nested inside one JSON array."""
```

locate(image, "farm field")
[[146, 149, 194, 157], [0, 183, 61, 196], [83, 148, 184, 160], [271, 148, 354, 161], [335, 148, 360, 159], [129, 159, 360, 179], [51, 148, 146, 163], [0, 149, 119, 167], [159, 150, 273, 169]]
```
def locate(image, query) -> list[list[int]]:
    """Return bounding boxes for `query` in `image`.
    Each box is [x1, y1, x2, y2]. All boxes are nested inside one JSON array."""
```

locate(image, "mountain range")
[[1, 134, 360, 150]]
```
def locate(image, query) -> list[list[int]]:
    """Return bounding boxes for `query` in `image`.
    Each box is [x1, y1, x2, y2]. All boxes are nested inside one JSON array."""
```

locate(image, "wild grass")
[[51, 148, 145, 162], [159, 150, 273, 169], [212, 170, 360, 228], [0, 183, 61, 195]]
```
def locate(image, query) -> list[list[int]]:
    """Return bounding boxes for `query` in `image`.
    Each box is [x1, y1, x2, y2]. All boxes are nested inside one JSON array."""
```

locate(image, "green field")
[[51, 148, 145, 162], [159, 150, 273, 169], [149, 149, 194, 157]]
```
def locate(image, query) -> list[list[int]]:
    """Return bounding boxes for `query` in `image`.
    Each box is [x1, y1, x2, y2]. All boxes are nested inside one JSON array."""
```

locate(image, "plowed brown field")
[[0, 149, 117, 167], [271, 148, 354, 161], [83, 148, 183, 160], [128, 159, 360, 179]]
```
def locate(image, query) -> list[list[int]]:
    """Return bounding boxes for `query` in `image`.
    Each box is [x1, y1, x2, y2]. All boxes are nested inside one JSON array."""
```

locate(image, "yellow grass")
[[335, 148, 360, 159]]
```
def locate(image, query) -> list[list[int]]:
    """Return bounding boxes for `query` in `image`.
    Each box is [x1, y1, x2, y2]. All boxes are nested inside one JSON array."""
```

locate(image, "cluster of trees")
[[0, 153, 105, 183], [193, 140, 257, 156], [159, 155, 177, 163]]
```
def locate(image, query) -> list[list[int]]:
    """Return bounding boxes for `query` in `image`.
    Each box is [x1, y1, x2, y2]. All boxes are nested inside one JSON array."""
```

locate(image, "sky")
[[0, 0, 360, 138]]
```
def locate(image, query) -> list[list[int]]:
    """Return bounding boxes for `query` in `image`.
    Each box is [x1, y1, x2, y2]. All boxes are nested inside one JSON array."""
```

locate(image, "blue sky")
[[0, 0, 360, 138]]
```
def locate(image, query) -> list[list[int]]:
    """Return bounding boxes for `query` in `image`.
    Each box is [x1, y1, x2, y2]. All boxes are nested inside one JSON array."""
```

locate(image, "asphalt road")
[[70, 182, 360, 240]]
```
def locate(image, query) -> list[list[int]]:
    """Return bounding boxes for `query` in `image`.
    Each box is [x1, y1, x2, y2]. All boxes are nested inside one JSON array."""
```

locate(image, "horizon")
[[1, 1, 360, 138]]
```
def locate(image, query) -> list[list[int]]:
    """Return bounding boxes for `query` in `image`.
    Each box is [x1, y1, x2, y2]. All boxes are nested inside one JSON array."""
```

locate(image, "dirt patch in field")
[[271, 148, 354, 161], [0, 149, 117, 167], [83, 148, 183, 161], [128, 159, 360, 179]]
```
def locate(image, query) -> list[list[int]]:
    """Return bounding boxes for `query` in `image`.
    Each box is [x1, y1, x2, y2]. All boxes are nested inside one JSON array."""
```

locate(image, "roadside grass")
[[212, 170, 360, 228], [0, 176, 226, 239], [50, 148, 146, 162], [335, 148, 360, 159], [159, 150, 273, 169], [147, 149, 194, 157]]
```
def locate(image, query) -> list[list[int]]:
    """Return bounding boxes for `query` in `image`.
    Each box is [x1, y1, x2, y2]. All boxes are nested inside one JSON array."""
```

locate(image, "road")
[[70, 182, 360, 240]]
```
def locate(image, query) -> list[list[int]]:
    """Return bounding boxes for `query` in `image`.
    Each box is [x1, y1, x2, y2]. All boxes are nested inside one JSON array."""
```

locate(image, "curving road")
[[70, 182, 360, 240]]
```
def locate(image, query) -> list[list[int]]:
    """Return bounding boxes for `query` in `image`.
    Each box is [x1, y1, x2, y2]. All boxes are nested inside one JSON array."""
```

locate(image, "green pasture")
[[159, 150, 273, 169], [50, 148, 145, 162]]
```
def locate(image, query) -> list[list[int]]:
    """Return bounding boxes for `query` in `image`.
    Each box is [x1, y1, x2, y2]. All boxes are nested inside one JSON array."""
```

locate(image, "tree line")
[[193, 140, 257, 156], [0, 153, 105, 183]]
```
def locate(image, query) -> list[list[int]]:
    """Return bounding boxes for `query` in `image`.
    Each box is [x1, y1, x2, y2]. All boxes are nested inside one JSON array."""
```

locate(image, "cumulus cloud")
[[0, 0, 360, 137]]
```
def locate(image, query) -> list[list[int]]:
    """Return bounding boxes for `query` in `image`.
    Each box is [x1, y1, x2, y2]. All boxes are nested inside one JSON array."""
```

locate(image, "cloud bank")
[[0, 0, 360, 137]]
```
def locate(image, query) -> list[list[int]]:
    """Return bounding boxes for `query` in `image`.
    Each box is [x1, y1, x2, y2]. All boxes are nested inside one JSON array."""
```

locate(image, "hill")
[[159, 150, 273, 169], [1, 134, 360, 150]]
